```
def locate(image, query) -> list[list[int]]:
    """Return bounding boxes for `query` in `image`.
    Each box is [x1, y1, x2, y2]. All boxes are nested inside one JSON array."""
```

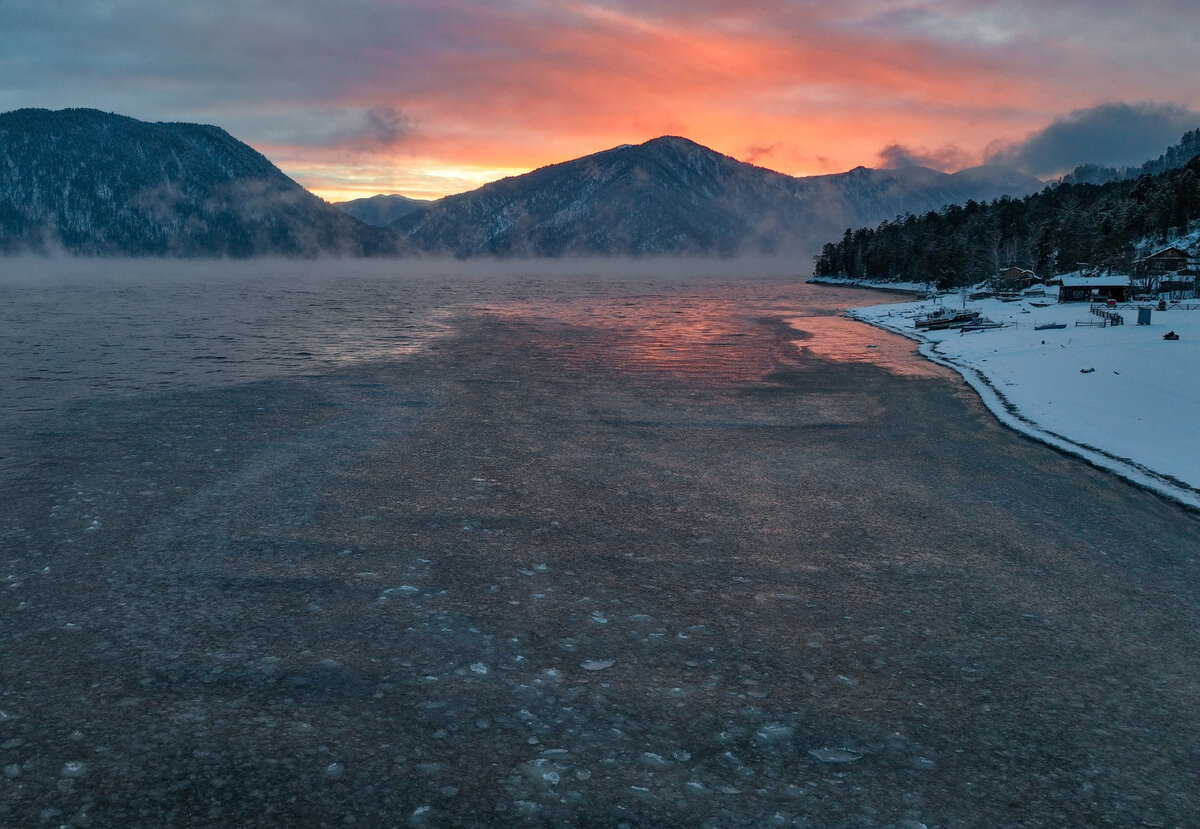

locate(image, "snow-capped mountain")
[[391, 136, 1044, 257], [0, 108, 401, 257]]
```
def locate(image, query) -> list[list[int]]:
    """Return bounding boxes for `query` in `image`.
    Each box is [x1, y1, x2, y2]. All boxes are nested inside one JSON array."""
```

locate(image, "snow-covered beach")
[[845, 287, 1200, 510]]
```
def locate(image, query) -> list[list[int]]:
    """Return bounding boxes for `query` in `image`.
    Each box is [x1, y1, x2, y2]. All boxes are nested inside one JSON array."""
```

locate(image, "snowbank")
[[850, 292, 1200, 510]]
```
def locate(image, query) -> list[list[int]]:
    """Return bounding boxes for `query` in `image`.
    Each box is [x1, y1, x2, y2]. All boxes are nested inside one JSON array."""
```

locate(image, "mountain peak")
[[393, 135, 1040, 258]]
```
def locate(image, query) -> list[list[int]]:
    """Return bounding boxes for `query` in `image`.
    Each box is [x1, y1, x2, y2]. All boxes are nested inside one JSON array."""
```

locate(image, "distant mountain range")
[[334, 193, 433, 227], [0, 107, 1078, 260], [380, 136, 1045, 257], [0, 108, 401, 256]]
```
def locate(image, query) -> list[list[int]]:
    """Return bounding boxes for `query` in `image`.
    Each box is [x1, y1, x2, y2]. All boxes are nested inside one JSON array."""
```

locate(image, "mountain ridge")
[[0, 108, 401, 257], [388, 136, 1045, 257]]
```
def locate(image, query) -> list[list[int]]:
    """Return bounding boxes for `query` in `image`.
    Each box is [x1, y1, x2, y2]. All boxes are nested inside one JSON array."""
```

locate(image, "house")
[[995, 266, 1038, 291], [1133, 246, 1199, 296], [1135, 246, 1194, 276], [1058, 274, 1131, 303], [1156, 276, 1197, 297]]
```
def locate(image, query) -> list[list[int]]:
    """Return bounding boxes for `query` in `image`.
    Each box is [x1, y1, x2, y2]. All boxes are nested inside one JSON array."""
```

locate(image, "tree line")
[[814, 150, 1200, 289]]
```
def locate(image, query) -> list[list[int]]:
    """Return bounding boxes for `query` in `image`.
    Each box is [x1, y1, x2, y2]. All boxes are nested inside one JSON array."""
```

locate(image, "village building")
[[994, 266, 1039, 292], [1134, 245, 1193, 276], [1133, 246, 1199, 297], [1058, 274, 1131, 303]]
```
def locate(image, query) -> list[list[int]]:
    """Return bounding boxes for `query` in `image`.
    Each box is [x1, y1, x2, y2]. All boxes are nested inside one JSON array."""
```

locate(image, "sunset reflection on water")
[[473, 281, 945, 383], [784, 313, 949, 378]]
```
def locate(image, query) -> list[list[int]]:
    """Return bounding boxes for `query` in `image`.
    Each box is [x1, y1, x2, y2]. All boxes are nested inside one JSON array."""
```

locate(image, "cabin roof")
[[1060, 274, 1131, 288]]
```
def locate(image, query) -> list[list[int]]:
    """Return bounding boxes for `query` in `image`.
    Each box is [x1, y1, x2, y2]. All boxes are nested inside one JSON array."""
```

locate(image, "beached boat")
[[914, 308, 981, 330], [1034, 322, 1067, 330], [961, 318, 1004, 332]]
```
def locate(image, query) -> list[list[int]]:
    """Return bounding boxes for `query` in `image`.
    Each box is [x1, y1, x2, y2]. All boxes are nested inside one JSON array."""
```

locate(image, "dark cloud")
[[877, 142, 972, 171], [351, 107, 412, 150], [986, 102, 1200, 177]]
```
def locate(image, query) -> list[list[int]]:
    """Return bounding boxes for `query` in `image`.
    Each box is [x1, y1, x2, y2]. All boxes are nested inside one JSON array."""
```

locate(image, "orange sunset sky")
[[4, 1, 1199, 202]]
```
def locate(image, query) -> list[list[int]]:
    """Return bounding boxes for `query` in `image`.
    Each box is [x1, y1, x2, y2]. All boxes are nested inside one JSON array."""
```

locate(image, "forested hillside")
[[813, 141, 1200, 288], [0, 108, 400, 256]]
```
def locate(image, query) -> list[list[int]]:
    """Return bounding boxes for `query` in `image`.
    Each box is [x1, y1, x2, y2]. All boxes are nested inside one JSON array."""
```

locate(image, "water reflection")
[[0, 273, 939, 421], [476, 281, 946, 383], [785, 314, 950, 378]]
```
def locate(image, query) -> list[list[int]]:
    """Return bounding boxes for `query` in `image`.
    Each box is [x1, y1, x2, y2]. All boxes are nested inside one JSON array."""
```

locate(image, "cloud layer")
[[2, 1, 1199, 198], [985, 103, 1200, 177]]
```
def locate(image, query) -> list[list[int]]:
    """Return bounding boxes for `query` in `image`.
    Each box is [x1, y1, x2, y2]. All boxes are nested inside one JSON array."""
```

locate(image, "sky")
[[3, 1, 1200, 202]]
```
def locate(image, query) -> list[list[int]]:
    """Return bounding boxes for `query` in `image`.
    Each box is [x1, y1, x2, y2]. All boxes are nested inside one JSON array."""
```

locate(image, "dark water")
[[0, 268, 919, 422], [3, 266, 1199, 828]]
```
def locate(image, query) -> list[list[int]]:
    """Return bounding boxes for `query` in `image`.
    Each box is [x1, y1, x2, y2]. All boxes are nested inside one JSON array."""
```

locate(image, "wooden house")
[[995, 266, 1038, 291], [1135, 246, 1193, 276], [1058, 274, 1131, 303]]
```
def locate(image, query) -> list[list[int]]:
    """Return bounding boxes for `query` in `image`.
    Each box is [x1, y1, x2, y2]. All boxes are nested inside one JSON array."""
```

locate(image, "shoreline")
[[842, 289, 1200, 512], [806, 275, 927, 295]]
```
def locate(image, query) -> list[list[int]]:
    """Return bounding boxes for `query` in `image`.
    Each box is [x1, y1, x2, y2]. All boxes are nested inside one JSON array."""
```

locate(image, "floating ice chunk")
[[408, 805, 433, 826], [325, 762, 345, 779], [808, 747, 863, 763], [640, 752, 670, 769], [755, 723, 795, 744], [520, 758, 566, 787], [469, 662, 489, 675], [580, 659, 614, 671], [382, 585, 420, 598], [60, 761, 87, 778]]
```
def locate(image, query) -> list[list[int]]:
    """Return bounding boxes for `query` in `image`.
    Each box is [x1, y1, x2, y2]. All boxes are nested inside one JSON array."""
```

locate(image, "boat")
[[1028, 301, 1053, 308], [1034, 322, 1067, 330], [913, 308, 981, 330], [997, 293, 1023, 302], [960, 318, 1004, 332]]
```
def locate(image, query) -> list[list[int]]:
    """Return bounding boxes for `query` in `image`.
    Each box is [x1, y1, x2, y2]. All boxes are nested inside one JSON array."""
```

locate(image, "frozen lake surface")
[[3, 263, 1199, 827]]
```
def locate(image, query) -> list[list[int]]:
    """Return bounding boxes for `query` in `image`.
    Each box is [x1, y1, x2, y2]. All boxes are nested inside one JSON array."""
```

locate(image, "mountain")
[[334, 193, 434, 227], [0, 108, 402, 257], [391, 136, 1043, 257]]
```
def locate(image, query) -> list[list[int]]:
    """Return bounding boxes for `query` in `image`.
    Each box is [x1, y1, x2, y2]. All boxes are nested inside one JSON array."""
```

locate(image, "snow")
[[849, 291, 1200, 510]]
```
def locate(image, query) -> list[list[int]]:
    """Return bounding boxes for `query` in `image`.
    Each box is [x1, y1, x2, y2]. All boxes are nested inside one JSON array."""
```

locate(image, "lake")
[[3, 262, 1199, 827]]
